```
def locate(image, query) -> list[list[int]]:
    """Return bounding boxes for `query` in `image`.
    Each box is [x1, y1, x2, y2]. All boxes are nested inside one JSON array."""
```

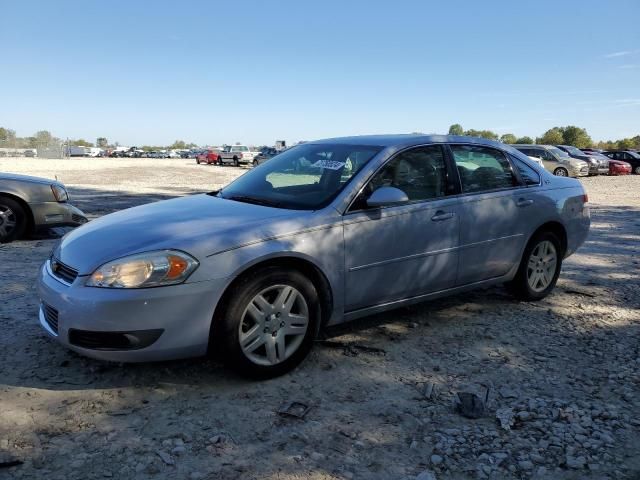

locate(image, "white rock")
[[416, 469, 437, 480]]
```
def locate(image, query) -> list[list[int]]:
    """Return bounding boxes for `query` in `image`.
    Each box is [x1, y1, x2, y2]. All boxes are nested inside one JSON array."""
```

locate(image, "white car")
[[527, 156, 545, 169]]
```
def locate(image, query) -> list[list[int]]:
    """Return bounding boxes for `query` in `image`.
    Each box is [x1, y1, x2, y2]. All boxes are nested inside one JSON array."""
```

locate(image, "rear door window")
[[450, 145, 517, 193]]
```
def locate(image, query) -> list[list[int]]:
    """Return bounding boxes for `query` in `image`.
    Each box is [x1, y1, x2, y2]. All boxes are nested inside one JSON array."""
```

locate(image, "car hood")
[[563, 158, 587, 167], [54, 194, 302, 274], [0, 172, 59, 185]]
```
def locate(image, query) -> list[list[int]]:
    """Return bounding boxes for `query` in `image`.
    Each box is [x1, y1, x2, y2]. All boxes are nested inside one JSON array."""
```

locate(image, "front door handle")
[[516, 198, 534, 207], [431, 211, 455, 221]]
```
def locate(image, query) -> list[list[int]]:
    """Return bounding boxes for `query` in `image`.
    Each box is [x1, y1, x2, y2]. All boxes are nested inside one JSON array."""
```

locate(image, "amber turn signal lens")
[[167, 255, 189, 279]]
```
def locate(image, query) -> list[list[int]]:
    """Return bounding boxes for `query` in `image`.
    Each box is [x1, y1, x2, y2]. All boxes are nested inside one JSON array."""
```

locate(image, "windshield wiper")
[[224, 195, 283, 208]]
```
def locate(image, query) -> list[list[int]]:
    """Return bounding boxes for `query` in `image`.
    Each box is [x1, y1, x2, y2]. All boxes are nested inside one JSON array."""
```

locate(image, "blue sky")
[[2, 0, 639, 146]]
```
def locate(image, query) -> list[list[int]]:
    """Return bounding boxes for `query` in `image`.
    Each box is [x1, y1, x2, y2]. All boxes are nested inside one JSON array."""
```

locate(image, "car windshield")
[[219, 143, 382, 210], [549, 147, 569, 158], [563, 146, 584, 156]]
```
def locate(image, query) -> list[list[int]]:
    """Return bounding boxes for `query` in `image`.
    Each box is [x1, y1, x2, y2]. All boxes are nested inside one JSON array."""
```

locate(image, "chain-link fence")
[[0, 137, 65, 158]]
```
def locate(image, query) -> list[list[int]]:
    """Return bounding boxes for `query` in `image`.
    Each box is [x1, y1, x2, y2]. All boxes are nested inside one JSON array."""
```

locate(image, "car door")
[[343, 145, 460, 311], [449, 144, 530, 285]]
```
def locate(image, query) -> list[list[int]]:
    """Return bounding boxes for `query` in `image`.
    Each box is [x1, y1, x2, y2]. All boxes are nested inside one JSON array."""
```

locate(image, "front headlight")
[[51, 184, 68, 202], [86, 250, 199, 288]]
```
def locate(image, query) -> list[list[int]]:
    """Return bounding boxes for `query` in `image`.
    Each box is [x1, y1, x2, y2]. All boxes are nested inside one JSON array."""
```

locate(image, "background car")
[[196, 150, 220, 165], [253, 147, 278, 166], [607, 158, 632, 175], [603, 150, 640, 174], [556, 145, 608, 175], [0, 173, 87, 243], [218, 145, 260, 166], [526, 156, 545, 168], [512, 145, 589, 177]]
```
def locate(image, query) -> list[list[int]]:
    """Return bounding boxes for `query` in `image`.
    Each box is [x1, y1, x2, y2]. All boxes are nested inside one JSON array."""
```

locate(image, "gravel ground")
[[1, 158, 639, 480]]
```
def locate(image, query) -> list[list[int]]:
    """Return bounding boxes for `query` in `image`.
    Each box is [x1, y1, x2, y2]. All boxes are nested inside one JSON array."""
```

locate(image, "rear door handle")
[[431, 211, 455, 221], [516, 198, 534, 207]]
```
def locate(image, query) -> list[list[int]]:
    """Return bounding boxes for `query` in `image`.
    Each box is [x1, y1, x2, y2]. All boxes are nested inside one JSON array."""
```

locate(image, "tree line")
[[447, 124, 640, 150], [0, 128, 198, 151], [2, 125, 639, 152]]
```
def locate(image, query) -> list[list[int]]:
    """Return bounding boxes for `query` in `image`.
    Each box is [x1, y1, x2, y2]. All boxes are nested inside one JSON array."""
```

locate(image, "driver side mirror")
[[366, 186, 409, 208]]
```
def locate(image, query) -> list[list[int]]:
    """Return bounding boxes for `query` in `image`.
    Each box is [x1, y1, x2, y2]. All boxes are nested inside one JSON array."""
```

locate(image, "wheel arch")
[[530, 221, 567, 257], [208, 254, 335, 352], [0, 192, 35, 235]]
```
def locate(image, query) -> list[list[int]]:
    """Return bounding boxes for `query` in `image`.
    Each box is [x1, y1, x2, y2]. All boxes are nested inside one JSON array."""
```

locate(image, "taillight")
[[582, 194, 589, 203]]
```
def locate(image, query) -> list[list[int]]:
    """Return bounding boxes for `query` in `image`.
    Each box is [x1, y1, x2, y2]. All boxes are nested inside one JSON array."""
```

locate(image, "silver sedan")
[[37, 135, 590, 378]]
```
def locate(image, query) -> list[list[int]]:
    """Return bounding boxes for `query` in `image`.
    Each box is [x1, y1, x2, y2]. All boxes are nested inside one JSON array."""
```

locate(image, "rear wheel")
[[506, 231, 562, 300], [233, 156, 240, 167], [0, 197, 27, 243], [554, 167, 568, 177], [635, 165, 640, 175], [214, 268, 320, 378]]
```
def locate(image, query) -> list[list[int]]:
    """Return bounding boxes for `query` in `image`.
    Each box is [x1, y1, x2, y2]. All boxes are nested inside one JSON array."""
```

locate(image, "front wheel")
[[554, 167, 568, 177], [214, 268, 320, 378], [635, 165, 640, 175], [506, 231, 562, 300], [0, 197, 27, 243]]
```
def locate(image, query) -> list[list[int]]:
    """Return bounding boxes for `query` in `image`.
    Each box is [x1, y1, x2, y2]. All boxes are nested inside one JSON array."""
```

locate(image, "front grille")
[[42, 303, 59, 334], [50, 258, 79, 284]]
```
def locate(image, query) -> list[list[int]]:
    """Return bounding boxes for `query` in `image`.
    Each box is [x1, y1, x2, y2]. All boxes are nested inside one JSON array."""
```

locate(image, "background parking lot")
[[1, 157, 639, 479]]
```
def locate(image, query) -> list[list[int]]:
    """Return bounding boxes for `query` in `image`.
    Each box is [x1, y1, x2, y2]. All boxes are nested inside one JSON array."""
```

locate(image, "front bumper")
[[36, 260, 230, 362], [30, 201, 87, 230], [587, 164, 609, 175], [568, 164, 589, 177]]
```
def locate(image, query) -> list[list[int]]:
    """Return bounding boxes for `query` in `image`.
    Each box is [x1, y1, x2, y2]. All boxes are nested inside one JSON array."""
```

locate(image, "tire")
[[253, 159, 258, 167], [0, 196, 27, 243], [214, 267, 320, 379], [233, 156, 240, 167], [196, 159, 200, 164], [635, 165, 640, 175], [553, 167, 568, 177], [506, 231, 563, 301]]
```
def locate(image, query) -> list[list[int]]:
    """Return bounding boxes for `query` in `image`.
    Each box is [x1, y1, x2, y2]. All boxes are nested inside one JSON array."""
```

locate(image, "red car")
[[608, 159, 632, 176], [196, 150, 220, 165]]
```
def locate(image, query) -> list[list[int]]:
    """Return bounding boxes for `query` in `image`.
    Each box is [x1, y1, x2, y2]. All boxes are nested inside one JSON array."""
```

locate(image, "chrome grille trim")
[[48, 257, 79, 285]]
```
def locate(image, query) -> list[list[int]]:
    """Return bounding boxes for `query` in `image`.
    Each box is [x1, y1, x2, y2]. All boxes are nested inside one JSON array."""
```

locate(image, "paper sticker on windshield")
[[311, 160, 345, 170]]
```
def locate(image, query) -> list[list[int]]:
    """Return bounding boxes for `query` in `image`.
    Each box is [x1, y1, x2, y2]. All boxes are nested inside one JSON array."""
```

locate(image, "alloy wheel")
[[526, 240, 557, 293], [238, 284, 309, 366], [0, 205, 17, 239]]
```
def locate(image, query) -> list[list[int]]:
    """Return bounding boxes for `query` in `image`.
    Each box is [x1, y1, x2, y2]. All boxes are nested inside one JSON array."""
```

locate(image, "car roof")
[[512, 144, 553, 149], [309, 134, 510, 150]]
